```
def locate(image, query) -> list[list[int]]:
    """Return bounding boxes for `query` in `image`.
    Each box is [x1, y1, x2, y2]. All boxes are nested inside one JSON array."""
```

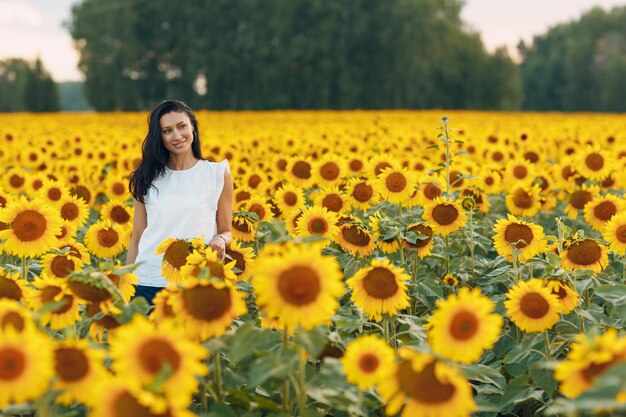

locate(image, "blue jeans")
[[133, 285, 165, 306]]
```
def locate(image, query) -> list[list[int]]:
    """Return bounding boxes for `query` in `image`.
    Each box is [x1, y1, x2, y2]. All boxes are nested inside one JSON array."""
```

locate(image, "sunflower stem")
[[444, 235, 450, 275], [441, 116, 452, 197], [213, 353, 223, 403], [383, 316, 391, 345], [200, 381, 208, 411], [544, 331, 553, 360], [282, 328, 291, 413], [399, 204, 403, 221], [21, 255, 29, 280], [296, 346, 308, 416], [468, 208, 475, 279]]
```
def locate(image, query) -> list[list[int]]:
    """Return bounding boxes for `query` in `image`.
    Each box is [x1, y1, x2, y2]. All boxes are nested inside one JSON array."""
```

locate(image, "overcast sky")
[[1, 0, 625, 82]]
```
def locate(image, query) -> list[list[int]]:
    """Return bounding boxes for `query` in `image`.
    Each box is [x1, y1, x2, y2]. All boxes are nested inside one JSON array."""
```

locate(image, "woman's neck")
[[166, 153, 199, 170]]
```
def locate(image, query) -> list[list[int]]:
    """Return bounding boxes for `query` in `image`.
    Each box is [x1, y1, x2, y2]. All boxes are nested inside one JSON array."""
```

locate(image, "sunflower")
[[41, 250, 84, 279], [341, 334, 395, 390], [504, 278, 562, 332], [404, 222, 434, 258], [101, 199, 134, 228], [170, 278, 247, 340], [315, 186, 349, 213], [253, 243, 344, 331], [150, 284, 178, 322], [345, 177, 378, 210], [89, 381, 195, 417], [369, 211, 401, 254], [104, 265, 138, 303], [602, 212, 626, 256], [378, 348, 476, 417], [504, 157, 536, 185], [29, 276, 83, 330], [554, 329, 626, 398], [24, 172, 48, 198], [2, 168, 27, 194], [155, 238, 193, 284], [477, 166, 503, 194], [0, 186, 11, 208], [52, 338, 107, 406], [560, 238, 609, 273], [416, 179, 444, 205], [0, 197, 62, 258], [286, 155, 314, 187], [505, 183, 542, 218], [0, 326, 54, 408], [575, 145, 614, 181], [492, 214, 547, 263], [367, 154, 399, 178], [274, 183, 306, 215], [336, 222, 376, 257], [59, 241, 91, 264], [105, 174, 130, 200], [347, 258, 410, 321], [427, 287, 502, 364], [423, 197, 467, 236], [374, 167, 416, 205], [84, 219, 126, 258], [347, 155, 367, 175], [583, 194, 622, 232], [296, 206, 340, 243], [56, 194, 89, 228], [179, 246, 237, 283], [313, 157, 345, 186], [232, 213, 257, 242], [0, 299, 34, 334], [0, 268, 32, 303], [243, 195, 274, 223], [84, 302, 122, 342], [55, 220, 78, 245], [545, 279, 579, 314], [460, 187, 490, 214], [442, 273, 458, 286], [564, 184, 598, 220], [225, 240, 255, 281], [109, 315, 208, 408]]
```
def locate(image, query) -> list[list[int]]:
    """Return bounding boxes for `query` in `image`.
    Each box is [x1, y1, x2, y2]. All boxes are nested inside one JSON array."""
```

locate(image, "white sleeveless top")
[[134, 159, 229, 287]]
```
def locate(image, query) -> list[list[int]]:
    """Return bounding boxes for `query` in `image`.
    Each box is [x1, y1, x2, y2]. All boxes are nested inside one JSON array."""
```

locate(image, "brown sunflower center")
[[398, 360, 456, 404], [308, 218, 329, 234], [277, 266, 321, 306], [512, 188, 533, 209], [349, 159, 364, 172], [353, 182, 373, 202], [182, 284, 233, 321], [41, 286, 73, 314], [70, 185, 91, 204], [566, 240, 602, 266], [615, 225, 626, 243], [407, 224, 433, 248], [513, 166, 528, 179], [431, 204, 459, 226], [569, 190, 593, 209], [138, 338, 181, 375], [112, 183, 126, 195], [593, 201, 616, 221], [585, 153, 604, 171], [283, 191, 298, 206], [0, 347, 25, 380], [111, 206, 130, 224], [504, 223, 534, 249], [50, 255, 75, 278], [358, 353, 380, 373], [162, 241, 189, 269], [68, 281, 111, 302], [322, 194, 343, 212], [519, 292, 550, 319], [55, 347, 90, 382], [362, 267, 399, 299], [236, 190, 251, 202], [1, 312, 25, 332], [492, 151, 504, 162], [32, 179, 43, 189], [292, 161, 312, 179], [248, 203, 266, 221], [385, 172, 407, 193], [233, 219, 251, 233], [423, 183, 442, 200], [0, 196, 6, 208], [12, 209, 47, 241], [581, 359, 620, 383], [524, 151, 539, 163], [341, 225, 371, 246], [549, 282, 568, 299], [248, 174, 262, 188], [208, 261, 225, 279], [97, 228, 119, 248], [61, 202, 79, 221], [320, 162, 340, 181], [9, 174, 24, 188], [114, 391, 172, 417], [0, 277, 21, 301], [374, 162, 392, 176], [449, 310, 479, 341]]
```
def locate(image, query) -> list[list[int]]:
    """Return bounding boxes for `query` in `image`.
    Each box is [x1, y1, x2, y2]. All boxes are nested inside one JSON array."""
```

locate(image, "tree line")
[[2, 2, 625, 112]]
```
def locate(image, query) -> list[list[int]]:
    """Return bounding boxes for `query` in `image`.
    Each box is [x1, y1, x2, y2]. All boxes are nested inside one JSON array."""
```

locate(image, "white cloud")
[[0, 0, 44, 26]]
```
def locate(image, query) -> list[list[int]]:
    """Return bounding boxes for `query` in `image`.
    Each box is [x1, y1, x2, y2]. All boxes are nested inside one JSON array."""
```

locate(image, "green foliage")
[[0, 57, 59, 112], [68, 0, 521, 111]]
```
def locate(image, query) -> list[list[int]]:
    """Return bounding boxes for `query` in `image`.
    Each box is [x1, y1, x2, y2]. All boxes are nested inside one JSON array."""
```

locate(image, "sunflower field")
[[0, 111, 625, 417]]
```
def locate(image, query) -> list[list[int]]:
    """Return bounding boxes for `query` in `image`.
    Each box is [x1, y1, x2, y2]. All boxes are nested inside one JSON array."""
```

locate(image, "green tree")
[[0, 57, 59, 112]]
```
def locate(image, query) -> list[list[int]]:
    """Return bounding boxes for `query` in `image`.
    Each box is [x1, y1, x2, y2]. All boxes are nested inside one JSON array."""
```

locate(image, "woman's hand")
[[209, 234, 227, 261]]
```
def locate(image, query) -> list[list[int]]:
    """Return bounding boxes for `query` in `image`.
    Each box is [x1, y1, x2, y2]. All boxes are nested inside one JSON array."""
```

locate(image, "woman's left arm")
[[209, 164, 234, 259]]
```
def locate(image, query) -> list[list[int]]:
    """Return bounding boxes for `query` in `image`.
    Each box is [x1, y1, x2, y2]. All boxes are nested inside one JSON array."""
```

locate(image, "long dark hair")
[[129, 100, 203, 203]]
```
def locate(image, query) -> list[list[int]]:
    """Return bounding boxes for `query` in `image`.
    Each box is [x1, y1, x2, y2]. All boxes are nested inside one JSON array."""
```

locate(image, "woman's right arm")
[[125, 199, 147, 265]]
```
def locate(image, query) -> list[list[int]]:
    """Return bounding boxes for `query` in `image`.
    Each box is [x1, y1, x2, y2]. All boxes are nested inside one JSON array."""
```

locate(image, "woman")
[[127, 100, 233, 304]]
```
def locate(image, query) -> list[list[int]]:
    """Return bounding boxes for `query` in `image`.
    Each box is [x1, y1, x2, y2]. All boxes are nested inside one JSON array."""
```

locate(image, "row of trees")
[[0, 58, 58, 112], [68, 0, 521, 111]]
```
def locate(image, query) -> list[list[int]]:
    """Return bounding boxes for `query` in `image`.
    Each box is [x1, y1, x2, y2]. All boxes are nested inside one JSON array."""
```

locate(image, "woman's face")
[[159, 111, 194, 156]]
